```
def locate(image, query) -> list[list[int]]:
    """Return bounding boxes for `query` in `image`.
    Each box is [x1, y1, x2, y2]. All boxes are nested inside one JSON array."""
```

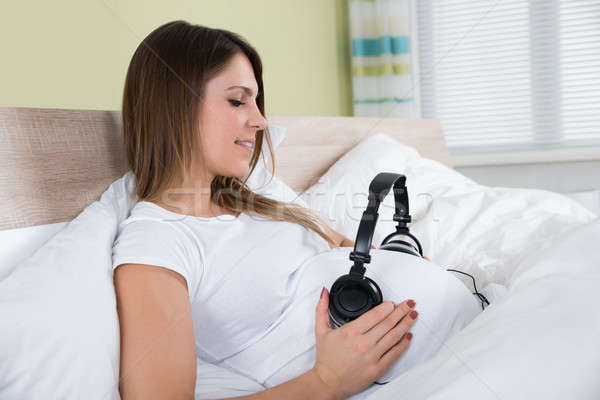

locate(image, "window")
[[415, 0, 600, 157]]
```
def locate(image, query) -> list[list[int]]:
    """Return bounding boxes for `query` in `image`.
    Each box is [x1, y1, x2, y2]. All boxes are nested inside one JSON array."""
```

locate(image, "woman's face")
[[193, 52, 268, 185]]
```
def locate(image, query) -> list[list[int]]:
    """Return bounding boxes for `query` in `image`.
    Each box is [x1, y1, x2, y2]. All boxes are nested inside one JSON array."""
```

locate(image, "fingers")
[[374, 304, 417, 359], [363, 300, 415, 345], [315, 287, 331, 337], [378, 330, 413, 372], [344, 301, 395, 335]]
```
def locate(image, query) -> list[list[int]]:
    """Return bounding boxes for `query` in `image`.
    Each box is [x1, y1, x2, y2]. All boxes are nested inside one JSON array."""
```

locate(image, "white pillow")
[[0, 222, 68, 281], [0, 174, 131, 399], [0, 124, 301, 399], [298, 132, 477, 249], [299, 133, 597, 290]]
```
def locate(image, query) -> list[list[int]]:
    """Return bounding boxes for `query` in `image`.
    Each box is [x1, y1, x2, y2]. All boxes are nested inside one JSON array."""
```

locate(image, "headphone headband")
[[350, 173, 412, 273]]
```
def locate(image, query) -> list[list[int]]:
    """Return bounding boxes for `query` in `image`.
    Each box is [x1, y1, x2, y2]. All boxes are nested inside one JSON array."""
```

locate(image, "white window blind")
[[415, 0, 600, 156]]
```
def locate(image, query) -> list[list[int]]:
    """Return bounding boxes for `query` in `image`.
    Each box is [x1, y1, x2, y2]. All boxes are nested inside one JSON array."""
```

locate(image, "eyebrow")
[[226, 85, 257, 96]]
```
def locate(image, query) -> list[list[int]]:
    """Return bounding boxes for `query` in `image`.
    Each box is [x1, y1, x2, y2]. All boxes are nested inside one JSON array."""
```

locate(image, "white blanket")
[[366, 217, 600, 400]]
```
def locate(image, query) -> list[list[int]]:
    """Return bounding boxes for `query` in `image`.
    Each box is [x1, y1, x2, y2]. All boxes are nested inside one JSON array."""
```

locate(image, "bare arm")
[[114, 264, 197, 399]]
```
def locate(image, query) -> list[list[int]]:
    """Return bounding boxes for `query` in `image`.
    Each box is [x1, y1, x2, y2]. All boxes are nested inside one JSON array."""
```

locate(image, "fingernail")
[[320, 287, 326, 300], [406, 332, 413, 341], [409, 310, 418, 319], [407, 299, 416, 308]]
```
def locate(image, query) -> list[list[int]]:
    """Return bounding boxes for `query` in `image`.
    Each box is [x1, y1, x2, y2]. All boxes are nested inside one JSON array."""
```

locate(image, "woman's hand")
[[311, 289, 418, 400]]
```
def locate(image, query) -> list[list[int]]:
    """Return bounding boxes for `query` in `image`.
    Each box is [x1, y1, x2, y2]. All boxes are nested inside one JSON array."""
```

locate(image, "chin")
[[229, 166, 251, 179]]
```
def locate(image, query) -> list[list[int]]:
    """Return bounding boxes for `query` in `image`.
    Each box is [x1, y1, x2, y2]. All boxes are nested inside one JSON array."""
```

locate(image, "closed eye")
[[228, 99, 245, 107]]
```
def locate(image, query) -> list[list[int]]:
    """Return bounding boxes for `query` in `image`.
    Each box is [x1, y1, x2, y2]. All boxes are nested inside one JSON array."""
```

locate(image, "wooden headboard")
[[0, 107, 451, 230]]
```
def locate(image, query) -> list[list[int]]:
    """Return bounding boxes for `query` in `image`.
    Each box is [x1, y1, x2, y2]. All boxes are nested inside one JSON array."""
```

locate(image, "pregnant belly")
[[218, 248, 482, 397]]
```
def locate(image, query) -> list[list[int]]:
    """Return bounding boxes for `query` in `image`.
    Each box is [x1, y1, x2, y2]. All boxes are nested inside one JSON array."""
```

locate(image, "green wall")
[[1, 0, 353, 116]]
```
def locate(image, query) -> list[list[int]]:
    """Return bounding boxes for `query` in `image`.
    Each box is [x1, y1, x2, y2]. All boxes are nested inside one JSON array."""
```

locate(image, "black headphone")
[[328, 172, 489, 331]]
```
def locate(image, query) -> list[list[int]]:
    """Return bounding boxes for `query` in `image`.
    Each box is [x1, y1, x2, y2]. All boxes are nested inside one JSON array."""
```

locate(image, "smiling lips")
[[235, 140, 253, 152]]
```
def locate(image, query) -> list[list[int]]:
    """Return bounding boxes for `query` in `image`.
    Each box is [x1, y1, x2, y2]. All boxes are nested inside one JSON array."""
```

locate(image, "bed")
[[1, 106, 599, 399]]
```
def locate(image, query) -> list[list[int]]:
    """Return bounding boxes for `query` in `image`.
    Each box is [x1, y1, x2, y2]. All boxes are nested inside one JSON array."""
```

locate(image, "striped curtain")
[[349, 0, 416, 117]]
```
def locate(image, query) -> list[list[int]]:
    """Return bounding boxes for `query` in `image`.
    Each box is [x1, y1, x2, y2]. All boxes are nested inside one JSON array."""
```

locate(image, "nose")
[[250, 106, 268, 132]]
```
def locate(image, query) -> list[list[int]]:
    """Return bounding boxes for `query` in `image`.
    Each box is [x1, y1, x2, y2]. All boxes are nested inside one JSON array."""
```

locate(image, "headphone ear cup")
[[379, 239, 422, 258], [328, 274, 383, 329]]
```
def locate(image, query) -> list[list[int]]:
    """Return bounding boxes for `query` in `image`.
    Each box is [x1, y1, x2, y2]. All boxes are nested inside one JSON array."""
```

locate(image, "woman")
[[112, 20, 473, 400]]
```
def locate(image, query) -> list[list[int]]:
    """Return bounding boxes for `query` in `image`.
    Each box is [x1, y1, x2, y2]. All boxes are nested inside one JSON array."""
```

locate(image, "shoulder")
[[114, 215, 198, 263], [113, 214, 192, 254], [116, 201, 190, 239], [112, 206, 204, 299]]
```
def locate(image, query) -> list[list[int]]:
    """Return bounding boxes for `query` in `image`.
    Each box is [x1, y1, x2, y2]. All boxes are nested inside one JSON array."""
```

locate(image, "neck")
[[155, 175, 217, 217]]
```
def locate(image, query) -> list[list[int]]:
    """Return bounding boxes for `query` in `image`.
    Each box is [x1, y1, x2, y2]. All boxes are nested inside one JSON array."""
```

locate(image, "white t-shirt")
[[112, 201, 482, 399]]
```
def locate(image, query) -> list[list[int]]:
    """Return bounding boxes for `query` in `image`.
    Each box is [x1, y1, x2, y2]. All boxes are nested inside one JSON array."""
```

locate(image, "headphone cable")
[[446, 267, 490, 310]]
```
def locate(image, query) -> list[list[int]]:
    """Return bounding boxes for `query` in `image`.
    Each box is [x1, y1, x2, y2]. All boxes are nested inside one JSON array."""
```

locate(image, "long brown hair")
[[121, 20, 337, 248]]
